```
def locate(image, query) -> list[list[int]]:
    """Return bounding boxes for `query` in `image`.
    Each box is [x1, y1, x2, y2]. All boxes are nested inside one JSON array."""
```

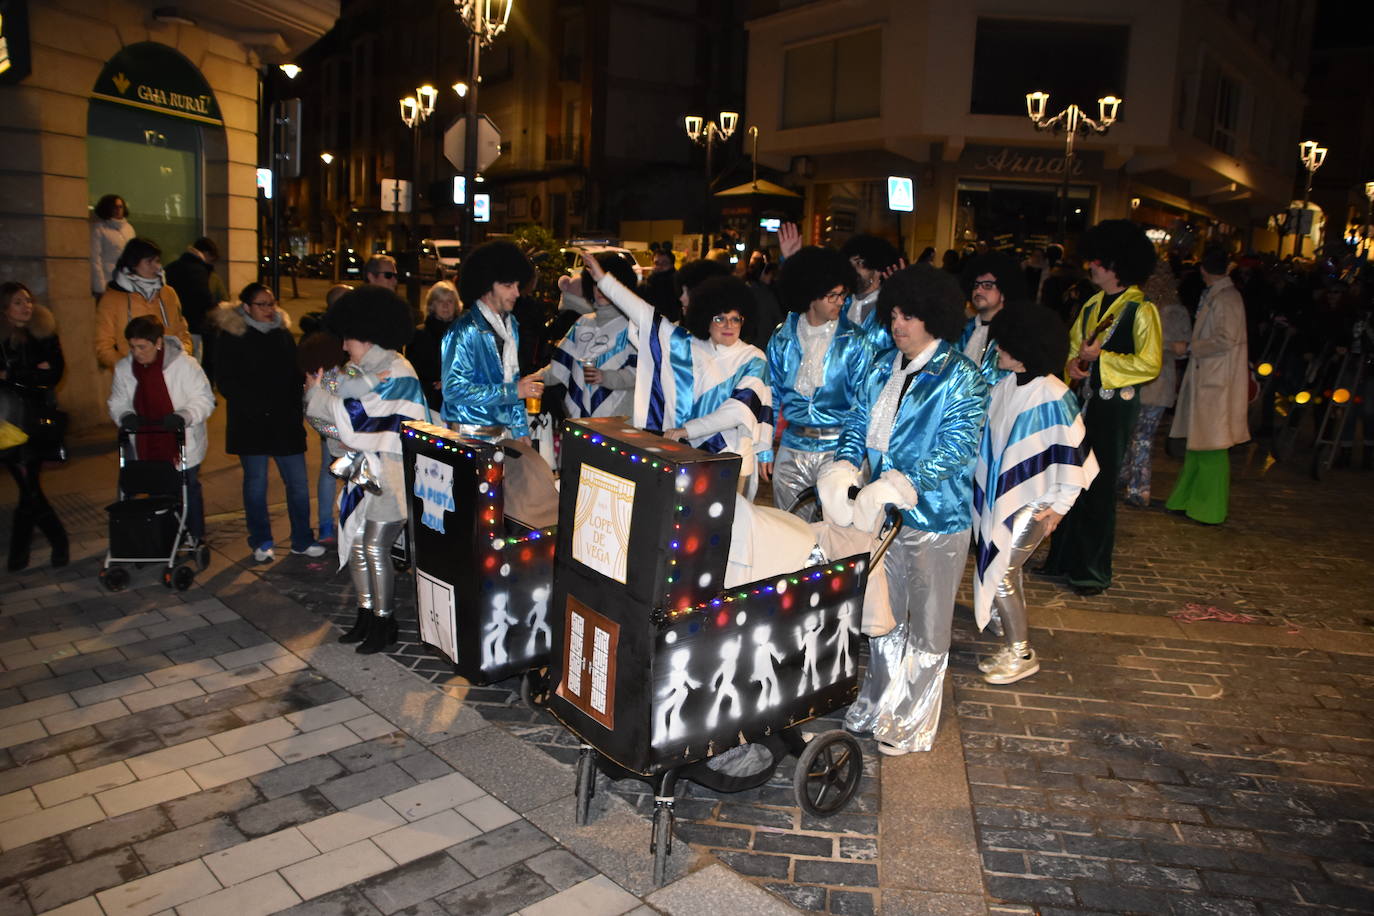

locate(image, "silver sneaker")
[[982, 646, 1040, 685], [977, 645, 1017, 674]]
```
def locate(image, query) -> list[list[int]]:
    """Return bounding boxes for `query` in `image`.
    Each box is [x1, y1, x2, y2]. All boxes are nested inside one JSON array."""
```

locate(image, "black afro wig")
[[839, 234, 901, 273], [776, 246, 858, 313], [676, 258, 732, 300], [684, 275, 756, 341], [960, 252, 1028, 300], [876, 264, 966, 343], [581, 251, 638, 301], [1078, 219, 1157, 287], [459, 240, 535, 307], [988, 301, 1069, 378], [323, 285, 414, 351]]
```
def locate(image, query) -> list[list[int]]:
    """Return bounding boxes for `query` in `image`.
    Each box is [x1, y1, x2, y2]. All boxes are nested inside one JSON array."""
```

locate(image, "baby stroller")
[[98, 426, 209, 592]]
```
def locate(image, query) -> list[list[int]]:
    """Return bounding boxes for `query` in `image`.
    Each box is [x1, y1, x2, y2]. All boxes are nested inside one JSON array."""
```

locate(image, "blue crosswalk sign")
[[887, 176, 914, 212]]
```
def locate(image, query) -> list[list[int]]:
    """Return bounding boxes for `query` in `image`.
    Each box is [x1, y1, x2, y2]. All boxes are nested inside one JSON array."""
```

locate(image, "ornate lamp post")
[[398, 85, 437, 305], [455, 0, 513, 248], [1362, 180, 1373, 259], [1025, 91, 1121, 239], [1294, 140, 1327, 258], [683, 111, 739, 257]]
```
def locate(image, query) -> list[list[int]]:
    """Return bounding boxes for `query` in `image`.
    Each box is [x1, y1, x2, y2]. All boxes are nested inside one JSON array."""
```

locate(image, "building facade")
[[0, 0, 335, 429], [744, 0, 1316, 259]]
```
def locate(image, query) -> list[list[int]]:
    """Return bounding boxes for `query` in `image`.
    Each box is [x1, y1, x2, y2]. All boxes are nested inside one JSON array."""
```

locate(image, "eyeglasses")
[[375, 271, 398, 280], [971, 280, 998, 291], [822, 289, 847, 303], [249, 299, 275, 308], [711, 314, 744, 326]]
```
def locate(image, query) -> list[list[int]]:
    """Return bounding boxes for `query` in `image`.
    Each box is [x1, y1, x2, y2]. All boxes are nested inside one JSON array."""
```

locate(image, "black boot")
[[7, 512, 33, 572], [338, 607, 372, 644], [356, 615, 398, 654], [35, 508, 68, 568]]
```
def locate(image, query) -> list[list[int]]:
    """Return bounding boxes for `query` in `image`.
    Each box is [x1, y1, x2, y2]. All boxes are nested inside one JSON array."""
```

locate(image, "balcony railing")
[[546, 134, 583, 163]]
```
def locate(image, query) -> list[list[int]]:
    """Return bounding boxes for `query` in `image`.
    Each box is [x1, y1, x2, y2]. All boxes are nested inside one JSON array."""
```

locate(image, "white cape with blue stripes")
[[971, 374, 1098, 628]]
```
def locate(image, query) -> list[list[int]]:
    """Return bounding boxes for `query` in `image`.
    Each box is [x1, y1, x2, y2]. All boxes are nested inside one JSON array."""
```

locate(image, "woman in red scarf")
[[107, 317, 215, 540]]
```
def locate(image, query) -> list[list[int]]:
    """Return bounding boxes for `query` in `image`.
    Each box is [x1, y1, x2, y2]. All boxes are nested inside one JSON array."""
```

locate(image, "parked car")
[[419, 238, 462, 282], [560, 240, 646, 286]]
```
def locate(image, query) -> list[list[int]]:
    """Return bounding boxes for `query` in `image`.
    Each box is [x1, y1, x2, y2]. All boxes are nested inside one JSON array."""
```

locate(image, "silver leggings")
[[770, 446, 837, 518], [348, 520, 405, 618], [992, 504, 1054, 647]]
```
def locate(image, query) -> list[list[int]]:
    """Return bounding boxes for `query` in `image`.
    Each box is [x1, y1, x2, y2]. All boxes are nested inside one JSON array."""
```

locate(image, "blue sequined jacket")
[[439, 308, 529, 438], [767, 312, 874, 453]]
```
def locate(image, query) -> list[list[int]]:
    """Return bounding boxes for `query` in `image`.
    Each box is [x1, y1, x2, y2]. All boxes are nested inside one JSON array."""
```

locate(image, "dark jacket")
[[165, 250, 218, 335], [409, 314, 456, 411], [207, 305, 306, 456], [1, 304, 64, 448]]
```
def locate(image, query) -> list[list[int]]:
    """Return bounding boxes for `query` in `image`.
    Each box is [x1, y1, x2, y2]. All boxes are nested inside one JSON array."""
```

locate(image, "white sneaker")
[[982, 648, 1040, 685], [252, 546, 275, 563], [291, 543, 327, 558]]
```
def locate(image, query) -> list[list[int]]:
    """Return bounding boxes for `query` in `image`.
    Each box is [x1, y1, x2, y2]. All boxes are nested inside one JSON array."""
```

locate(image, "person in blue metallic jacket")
[[439, 241, 545, 442], [763, 245, 870, 515], [817, 263, 988, 756], [957, 252, 1026, 387]]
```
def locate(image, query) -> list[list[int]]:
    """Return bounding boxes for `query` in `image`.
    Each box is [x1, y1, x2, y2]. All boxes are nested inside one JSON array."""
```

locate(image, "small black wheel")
[[161, 568, 175, 589], [520, 669, 551, 710], [793, 730, 864, 817], [101, 567, 129, 592], [650, 803, 674, 887], [194, 542, 211, 571], [171, 565, 195, 591], [574, 748, 596, 826]]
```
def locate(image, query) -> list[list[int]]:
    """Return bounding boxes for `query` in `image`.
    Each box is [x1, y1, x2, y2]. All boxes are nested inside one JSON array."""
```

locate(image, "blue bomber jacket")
[[439, 307, 529, 438]]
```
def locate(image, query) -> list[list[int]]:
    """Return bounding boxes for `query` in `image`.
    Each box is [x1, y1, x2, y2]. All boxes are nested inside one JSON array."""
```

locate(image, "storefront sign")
[[0, 0, 31, 85], [967, 145, 1091, 178], [92, 41, 222, 125]]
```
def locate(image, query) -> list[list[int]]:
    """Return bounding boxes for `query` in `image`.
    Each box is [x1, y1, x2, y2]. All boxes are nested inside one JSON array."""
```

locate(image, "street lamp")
[[1026, 91, 1121, 238], [454, 0, 514, 247], [399, 84, 438, 306], [1364, 181, 1374, 258], [1294, 139, 1327, 257], [683, 111, 739, 257], [279, 63, 301, 80], [320, 152, 346, 281]]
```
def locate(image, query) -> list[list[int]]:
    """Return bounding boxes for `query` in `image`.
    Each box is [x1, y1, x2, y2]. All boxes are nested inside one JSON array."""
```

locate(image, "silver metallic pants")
[[991, 504, 1053, 647], [771, 446, 837, 517], [348, 519, 405, 618], [844, 526, 970, 752]]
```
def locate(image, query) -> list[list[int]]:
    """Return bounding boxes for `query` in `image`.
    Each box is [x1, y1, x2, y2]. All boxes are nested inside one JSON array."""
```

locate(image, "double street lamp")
[[683, 111, 739, 257], [1025, 91, 1121, 238], [455, 0, 513, 248], [1293, 139, 1327, 258], [397, 85, 438, 306]]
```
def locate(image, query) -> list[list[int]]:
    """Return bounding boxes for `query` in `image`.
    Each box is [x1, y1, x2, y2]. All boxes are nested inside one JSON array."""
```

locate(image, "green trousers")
[[1166, 448, 1230, 525]]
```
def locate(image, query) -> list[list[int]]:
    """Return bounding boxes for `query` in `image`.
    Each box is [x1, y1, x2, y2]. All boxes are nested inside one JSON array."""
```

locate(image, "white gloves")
[[816, 461, 861, 528], [852, 471, 918, 535]]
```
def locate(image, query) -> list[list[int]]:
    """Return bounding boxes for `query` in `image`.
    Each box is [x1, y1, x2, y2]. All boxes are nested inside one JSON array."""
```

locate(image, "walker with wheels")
[[544, 417, 898, 885]]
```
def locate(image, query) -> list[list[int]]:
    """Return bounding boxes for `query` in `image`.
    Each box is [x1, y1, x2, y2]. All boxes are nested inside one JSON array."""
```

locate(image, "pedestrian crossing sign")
[[887, 176, 914, 212]]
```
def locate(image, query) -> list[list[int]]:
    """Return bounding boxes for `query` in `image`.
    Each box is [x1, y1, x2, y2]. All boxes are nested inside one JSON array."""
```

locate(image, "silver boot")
[[982, 642, 1040, 685]]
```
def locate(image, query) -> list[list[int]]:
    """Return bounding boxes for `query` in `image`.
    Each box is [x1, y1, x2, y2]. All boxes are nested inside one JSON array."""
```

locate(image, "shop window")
[[970, 19, 1128, 116], [781, 29, 881, 129], [1192, 59, 1244, 157]]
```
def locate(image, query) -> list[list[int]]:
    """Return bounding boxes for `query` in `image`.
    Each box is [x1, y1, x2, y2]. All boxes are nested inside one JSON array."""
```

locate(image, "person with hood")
[[108, 316, 214, 543], [96, 238, 192, 369], [544, 252, 639, 420], [209, 283, 324, 563], [958, 252, 1027, 386], [971, 303, 1097, 686], [90, 194, 136, 298], [817, 264, 988, 755], [765, 245, 871, 514], [1, 282, 68, 570], [409, 280, 461, 412], [306, 286, 430, 654], [440, 240, 545, 442]]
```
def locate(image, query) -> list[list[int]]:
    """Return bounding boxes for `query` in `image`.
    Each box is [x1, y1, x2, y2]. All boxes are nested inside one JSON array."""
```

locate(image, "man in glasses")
[[364, 255, 399, 291], [958, 252, 1027, 386]]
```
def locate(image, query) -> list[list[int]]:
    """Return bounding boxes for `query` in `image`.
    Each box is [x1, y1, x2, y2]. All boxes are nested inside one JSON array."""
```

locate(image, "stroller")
[[98, 426, 209, 592]]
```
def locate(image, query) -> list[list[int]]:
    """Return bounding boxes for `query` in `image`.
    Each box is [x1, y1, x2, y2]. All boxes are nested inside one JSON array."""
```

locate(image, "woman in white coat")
[[1167, 248, 1249, 525], [108, 316, 215, 541], [90, 194, 136, 298]]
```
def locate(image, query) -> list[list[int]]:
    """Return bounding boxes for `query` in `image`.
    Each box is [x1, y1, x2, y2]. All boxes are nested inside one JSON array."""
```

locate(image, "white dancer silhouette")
[[750, 625, 786, 711], [482, 594, 519, 667], [831, 601, 857, 680], [654, 649, 701, 746], [525, 586, 551, 655], [706, 636, 743, 727], [796, 615, 824, 693]]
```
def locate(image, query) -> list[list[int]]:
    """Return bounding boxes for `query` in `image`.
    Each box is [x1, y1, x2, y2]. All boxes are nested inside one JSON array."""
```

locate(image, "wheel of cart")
[[545, 418, 900, 886], [401, 423, 560, 706]]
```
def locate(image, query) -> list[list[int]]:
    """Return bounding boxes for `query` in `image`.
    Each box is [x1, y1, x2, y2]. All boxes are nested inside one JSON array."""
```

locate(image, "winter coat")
[[408, 314, 455, 411], [164, 250, 219, 335], [1, 304, 65, 453], [207, 304, 306, 456], [1139, 302, 1192, 409], [1170, 276, 1250, 451], [90, 218, 136, 295], [95, 284, 192, 369], [108, 336, 214, 469]]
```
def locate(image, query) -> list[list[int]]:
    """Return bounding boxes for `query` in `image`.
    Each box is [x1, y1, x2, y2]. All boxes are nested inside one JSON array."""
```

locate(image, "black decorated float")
[[546, 418, 892, 885]]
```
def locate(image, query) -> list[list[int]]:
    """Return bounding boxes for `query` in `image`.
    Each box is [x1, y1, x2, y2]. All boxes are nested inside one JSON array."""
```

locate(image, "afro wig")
[[297, 330, 348, 375], [840, 234, 901, 273], [323, 285, 414, 352], [960, 252, 1028, 300], [676, 258, 732, 299], [581, 251, 638, 301], [684, 275, 756, 341], [459, 240, 535, 307], [876, 264, 966, 343], [776, 246, 858, 313], [988, 301, 1068, 378], [1078, 219, 1157, 287]]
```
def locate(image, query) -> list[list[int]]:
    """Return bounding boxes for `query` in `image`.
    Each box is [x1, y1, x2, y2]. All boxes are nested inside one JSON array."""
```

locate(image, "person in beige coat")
[[1167, 247, 1249, 524], [95, 238, 192, 369]]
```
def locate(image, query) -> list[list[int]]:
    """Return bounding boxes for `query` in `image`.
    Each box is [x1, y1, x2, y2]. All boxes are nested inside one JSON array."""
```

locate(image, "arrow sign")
[[444, 115, 502, 173]]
